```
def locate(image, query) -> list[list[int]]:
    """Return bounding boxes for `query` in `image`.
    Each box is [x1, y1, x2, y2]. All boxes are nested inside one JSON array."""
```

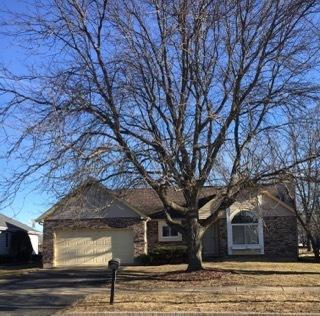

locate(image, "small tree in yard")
[[0, 0, 320, 271]]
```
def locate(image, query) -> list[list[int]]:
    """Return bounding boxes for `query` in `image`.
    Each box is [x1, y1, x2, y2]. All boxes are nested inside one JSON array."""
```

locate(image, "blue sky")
[[0, 0, 52, 231], [0, 0, 319, 231]]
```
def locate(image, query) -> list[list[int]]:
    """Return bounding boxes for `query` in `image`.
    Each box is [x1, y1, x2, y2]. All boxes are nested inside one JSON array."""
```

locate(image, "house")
[[36, 181, 298, 268], [0, 213, 41, 255]]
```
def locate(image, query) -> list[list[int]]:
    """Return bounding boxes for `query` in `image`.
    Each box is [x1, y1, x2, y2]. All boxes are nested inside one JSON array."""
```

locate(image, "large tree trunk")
[[186, 217, 204, 272]]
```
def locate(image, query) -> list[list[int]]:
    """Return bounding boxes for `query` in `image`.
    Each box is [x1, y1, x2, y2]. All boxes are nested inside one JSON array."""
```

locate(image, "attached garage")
[[54, 229, 134, 267], [37, 181, 148, 268]]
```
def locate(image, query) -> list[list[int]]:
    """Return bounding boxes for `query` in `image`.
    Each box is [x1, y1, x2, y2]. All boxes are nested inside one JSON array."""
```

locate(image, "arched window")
[[227, 209, 264, 255], [231, 211, 259, 245]]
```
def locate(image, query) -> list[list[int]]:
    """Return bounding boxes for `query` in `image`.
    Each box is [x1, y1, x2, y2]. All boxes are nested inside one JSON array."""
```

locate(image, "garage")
[[54, 229, 134, 267]]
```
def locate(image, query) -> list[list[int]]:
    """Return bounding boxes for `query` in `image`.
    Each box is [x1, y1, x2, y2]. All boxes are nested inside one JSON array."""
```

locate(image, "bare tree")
[[0, 0, 320, 270], [286, 109, 320, 259]]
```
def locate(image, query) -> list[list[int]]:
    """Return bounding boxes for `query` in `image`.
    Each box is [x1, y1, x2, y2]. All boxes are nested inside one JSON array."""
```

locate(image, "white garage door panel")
[[55, 229, 134, 267]]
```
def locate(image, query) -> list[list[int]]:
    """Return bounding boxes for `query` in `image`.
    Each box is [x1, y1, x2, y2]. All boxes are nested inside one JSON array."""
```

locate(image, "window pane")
[[232, 226, 245, 244], [245, 225, 259, 244], [232, 211, 258, 224], [170, 227, 179, 236], [162, 226, 170, 237]]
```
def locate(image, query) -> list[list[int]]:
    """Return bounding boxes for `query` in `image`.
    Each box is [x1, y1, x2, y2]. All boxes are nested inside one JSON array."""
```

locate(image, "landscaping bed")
[[160, 268, 229, 282]]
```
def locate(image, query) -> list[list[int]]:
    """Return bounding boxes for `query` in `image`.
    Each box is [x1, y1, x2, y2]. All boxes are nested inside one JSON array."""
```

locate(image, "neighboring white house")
[[0, 213, 41, 255]]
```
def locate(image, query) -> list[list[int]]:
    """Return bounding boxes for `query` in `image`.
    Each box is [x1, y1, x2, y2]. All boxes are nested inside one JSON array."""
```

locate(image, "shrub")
[[31, 254, 42, 263], [9, 231, 34, 263], [137, 245, 187, 265], [0, 255, 14, 264], [136, 253, 151, 265]]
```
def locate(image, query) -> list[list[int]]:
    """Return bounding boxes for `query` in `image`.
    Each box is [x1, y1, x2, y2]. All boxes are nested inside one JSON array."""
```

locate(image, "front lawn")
[[70, 292, 319, 313], [66, 260, 320, 313], [119, 260, 320, 288]]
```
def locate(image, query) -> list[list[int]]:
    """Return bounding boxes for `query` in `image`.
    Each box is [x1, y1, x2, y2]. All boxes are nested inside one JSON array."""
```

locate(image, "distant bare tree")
[[285, 109, 320, 259], [0, 0, 320, 270]]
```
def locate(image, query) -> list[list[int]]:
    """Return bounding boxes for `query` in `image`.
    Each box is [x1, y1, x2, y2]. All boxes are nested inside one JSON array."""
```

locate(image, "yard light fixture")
[[108, 258, 121, 305]]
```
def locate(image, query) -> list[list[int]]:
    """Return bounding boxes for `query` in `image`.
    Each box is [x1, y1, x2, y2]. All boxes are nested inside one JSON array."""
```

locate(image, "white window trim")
[[158, 220, 182, 242], [227, 209, 264, 255], [143, 220, 148, 254]]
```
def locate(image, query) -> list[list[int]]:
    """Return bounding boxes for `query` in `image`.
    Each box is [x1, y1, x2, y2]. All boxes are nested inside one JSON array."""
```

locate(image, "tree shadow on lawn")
[[229, 269, 320, 276], [207, 256, 320, 264]]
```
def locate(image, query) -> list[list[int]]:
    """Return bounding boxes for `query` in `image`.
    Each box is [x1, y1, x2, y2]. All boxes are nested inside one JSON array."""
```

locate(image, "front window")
[[158, 220, 182, 241], [227, 209, 264, 255], [232, 211, 259, 245], [162, 225, 179, 237]]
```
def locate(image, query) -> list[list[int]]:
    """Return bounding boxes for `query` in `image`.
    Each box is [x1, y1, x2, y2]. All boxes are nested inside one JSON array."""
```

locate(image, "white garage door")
[[54, 229, 134, 267]]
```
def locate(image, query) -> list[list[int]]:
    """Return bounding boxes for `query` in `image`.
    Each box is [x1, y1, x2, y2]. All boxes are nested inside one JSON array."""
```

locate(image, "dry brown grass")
[[70, 291, 320, 313], [66, 260, 320, 314], [118, 260, 320, 289]]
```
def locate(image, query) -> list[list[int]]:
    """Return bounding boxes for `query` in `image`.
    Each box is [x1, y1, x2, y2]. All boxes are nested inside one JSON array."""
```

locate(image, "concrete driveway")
[[0, 268, 109, 315]]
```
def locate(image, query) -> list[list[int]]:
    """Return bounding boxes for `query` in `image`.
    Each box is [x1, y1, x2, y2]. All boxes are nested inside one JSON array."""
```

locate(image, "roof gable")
[[199, 185, 295, 220], [37, 181, 145, 221]]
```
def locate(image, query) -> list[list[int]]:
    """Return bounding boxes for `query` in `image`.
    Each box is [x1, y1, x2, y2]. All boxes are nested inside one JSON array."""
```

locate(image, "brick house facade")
[[37, 181, 298, 268]]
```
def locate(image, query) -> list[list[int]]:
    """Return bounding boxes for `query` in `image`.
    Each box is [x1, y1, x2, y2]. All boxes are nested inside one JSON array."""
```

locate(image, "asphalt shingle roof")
[[115, 187, 217, 216], [36, 180, 294, 221]]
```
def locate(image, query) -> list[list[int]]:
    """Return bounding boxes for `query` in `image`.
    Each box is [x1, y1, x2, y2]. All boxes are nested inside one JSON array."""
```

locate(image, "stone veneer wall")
[[217, 216, 298, 259], [263, 216, 298, 259], [43, 218, 146, 268], [147, 220, 186, 251]]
